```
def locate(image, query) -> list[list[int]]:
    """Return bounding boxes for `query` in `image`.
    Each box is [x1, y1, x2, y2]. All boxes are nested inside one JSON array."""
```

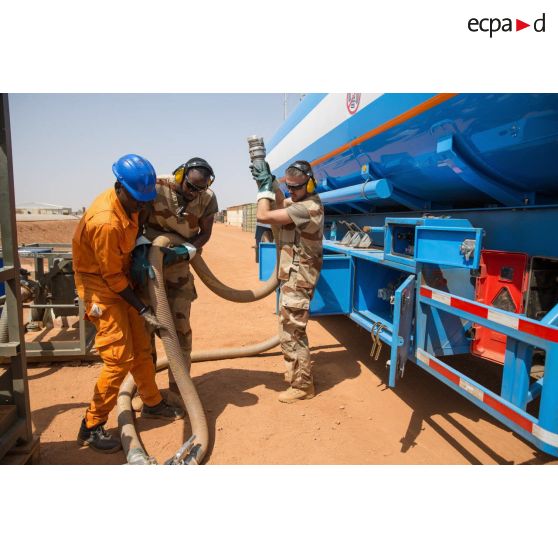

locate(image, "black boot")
[[141, 399, 185, 421], [77, 419, 122, 453]]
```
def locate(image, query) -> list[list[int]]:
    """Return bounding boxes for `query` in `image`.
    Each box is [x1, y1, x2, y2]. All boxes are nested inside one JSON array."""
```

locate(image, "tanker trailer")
[[257, 93, 558, 457]]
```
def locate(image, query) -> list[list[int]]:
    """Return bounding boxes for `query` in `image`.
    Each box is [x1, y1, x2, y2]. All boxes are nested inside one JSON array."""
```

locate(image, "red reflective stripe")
[[519, 320, 558, 343], [484, 394, 534, 433], [423, 284, 558, 344], [430, 359, 460, 385], [420, 286, 432, 298], [451, 296, 488, 319], [426, 352, 535, 434]]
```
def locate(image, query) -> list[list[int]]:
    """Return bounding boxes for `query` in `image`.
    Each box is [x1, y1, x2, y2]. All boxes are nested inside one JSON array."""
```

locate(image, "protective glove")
[[130, 237, 155, 288], [250, 160, 276, 202], [139, 306, 167, 332], [160, 242, 197, 266]]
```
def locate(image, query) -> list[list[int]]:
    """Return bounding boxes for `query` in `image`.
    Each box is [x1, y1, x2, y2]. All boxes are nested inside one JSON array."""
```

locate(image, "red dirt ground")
[[11, 220, 558, 464]]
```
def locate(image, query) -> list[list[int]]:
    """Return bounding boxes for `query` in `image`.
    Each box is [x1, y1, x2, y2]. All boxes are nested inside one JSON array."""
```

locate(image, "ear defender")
[[174, 165, 185, 185], [287, 160, 316, 194], [175, 158, 216, 187], [306, 176, 316, 194]]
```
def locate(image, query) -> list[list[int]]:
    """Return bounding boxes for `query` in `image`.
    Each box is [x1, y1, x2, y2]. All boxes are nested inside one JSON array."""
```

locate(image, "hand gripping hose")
[[117, 230, 281, 465]]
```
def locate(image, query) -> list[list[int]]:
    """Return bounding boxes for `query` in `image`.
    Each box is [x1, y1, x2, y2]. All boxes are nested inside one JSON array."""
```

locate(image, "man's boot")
[[278, 384, 315, 404], [141, 398, 185, 421], [77, 419, 122, 453]]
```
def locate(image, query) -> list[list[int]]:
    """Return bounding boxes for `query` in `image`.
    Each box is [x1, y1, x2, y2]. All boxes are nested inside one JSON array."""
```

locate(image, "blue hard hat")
[[112, 154, 157, 202]]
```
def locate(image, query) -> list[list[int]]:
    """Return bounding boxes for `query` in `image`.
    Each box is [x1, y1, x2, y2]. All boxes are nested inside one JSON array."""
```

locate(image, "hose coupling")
[[165, 434, 198, 465]]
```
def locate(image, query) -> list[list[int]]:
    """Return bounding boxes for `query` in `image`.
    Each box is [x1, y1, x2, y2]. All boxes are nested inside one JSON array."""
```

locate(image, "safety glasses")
[[184, 176, 209, 192], [285, 180, 308, 191]]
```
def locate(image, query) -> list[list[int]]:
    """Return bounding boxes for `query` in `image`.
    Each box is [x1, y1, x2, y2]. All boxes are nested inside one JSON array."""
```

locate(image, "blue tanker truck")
[[257, 93, 558, 457]]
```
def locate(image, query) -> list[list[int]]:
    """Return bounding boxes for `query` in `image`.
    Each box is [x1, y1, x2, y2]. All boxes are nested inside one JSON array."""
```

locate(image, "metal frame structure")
[[0, 243, 96, 362], [416, 285, 558, 455], [15, 243, 95, 360], [0, 93, 33, 460], [259, 208, 558, 457]]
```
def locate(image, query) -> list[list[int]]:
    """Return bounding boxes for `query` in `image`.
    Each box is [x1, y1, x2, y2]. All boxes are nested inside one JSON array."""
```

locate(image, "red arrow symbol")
[[516, 19, 531, 31]]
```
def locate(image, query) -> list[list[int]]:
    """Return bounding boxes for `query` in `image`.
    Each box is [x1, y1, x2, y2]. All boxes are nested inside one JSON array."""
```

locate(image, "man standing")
[[142, 158, 218, 398], [252, 160, 324, 403], [74, 154, 184, 454]]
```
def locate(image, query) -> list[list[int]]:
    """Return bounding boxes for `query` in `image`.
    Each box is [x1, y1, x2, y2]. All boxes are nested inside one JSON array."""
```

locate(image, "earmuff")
[[286, 160, 316, 194], [173, 157, 215, 187]]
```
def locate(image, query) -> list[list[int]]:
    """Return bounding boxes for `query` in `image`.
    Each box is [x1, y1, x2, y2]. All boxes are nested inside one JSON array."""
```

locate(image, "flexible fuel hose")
[[191, 225, 280, 301], [118, 226, 281, 465], [148, 235, 209, 464], [118, 335, 281, 464], [190, 254, 278, 301], [155, 333, 280, 371], [124, 333, 280, 411]]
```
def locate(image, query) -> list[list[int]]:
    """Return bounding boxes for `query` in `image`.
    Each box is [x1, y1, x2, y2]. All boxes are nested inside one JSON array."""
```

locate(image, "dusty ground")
[[10, 220, 558, 464]]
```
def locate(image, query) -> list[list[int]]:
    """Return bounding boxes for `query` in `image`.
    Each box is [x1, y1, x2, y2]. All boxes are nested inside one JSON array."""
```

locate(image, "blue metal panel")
[[258, 243, 352, 315], [384, 219, 421, 266], [310, 255, 353, 316], [345, 205, 558, 259], [388, 275, 415, 388], [501, 339, 532, 409], [415, 226, 483, 269], [436, 135, 529, 206], [416, 266, 474, 357], [258, 242, 276, 281]]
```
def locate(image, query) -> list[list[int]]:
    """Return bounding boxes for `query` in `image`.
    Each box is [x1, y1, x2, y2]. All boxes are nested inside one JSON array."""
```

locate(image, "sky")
[[8, 93, 304, 211]]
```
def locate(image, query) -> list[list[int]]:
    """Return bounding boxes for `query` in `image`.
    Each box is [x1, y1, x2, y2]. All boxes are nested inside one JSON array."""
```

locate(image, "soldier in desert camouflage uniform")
[[138, 158, 218, 396], [252, 159, 324, 403]]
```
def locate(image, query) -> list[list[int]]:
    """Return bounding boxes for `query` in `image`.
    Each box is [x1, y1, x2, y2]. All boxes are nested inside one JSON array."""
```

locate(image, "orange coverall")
[[73, 188, 162, 428]]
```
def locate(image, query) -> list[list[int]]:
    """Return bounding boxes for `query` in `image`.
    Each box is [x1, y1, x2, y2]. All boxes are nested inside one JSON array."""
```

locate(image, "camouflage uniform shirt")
[[145, 174, 218, 243], [278, 193, 325, 308], [141, 175, 218, 377]]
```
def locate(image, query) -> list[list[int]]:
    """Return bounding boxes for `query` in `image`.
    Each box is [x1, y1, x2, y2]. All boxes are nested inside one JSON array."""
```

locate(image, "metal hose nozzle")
[[247, 135, 266, 162]]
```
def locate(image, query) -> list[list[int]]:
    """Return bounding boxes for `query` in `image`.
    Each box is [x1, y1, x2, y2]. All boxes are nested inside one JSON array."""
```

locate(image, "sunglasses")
[[184, 176, 209, 192], [285, 180, 308, 191]]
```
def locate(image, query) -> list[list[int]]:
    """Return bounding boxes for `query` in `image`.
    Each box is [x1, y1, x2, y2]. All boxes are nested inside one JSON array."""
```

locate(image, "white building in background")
[[16, 202, 72, 215], [225, 202, 257, 232], [225, 204, 245, 227]]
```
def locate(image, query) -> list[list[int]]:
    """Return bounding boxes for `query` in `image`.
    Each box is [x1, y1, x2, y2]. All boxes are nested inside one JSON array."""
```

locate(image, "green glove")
[[250, 160, 276, 201], [130, 241, 155, 288], [160, 242, 197, 266]]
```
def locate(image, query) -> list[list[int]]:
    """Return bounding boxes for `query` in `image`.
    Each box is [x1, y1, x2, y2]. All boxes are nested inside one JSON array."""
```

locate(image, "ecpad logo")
[[468, 13, 546, 37]]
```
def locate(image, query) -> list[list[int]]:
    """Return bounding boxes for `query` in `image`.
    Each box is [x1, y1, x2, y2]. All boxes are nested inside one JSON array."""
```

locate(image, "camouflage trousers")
[[140, 261, 197, 388], [278, 279, 314, 390]]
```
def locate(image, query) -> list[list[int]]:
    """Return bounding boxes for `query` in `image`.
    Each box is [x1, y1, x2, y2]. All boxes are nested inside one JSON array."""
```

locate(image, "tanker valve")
[[165, 435, 198, 465]]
